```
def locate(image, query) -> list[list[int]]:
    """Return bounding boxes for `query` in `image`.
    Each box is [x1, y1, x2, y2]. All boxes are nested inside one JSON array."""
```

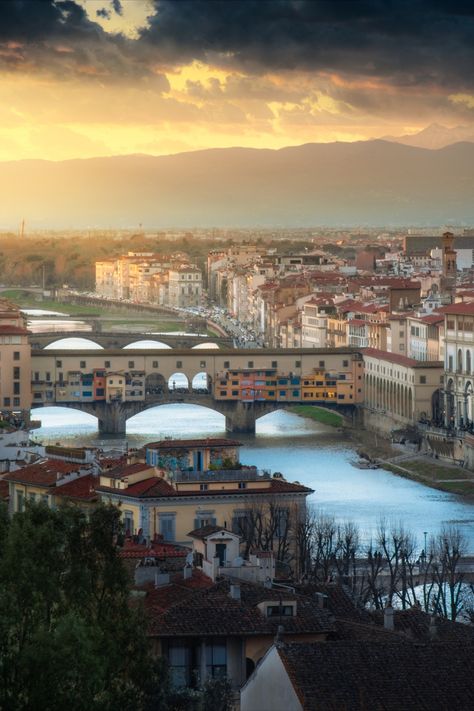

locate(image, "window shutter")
[[210, 517, 217, 526], [194, 518, 201, 529]]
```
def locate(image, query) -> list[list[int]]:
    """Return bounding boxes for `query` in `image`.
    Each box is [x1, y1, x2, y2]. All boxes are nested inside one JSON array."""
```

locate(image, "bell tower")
[[440, 231, 456, 302]]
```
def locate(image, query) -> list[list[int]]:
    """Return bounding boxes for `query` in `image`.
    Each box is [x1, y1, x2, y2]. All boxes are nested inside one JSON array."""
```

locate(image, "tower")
[[440, 231, 456, 302]]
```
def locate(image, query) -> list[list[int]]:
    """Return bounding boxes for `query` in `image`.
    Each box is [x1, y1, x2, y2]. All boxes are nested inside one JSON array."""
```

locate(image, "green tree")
[[0, 502, 165, 711]]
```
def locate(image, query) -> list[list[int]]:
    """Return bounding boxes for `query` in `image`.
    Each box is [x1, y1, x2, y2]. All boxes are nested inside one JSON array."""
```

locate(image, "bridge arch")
[[191, 370, 211, 393], [168, 372, 189, 392], [123, 339, 172, 350], [191, 342, 220, 350], [44, 337, 104, 350]]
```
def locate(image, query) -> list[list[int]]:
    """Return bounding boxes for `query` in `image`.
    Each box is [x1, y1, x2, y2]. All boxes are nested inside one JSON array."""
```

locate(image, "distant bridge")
[[28, 331, 234, 350]]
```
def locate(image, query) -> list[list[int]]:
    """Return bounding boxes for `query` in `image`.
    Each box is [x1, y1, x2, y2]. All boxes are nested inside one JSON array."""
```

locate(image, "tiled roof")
[[98, 476, 312, 499], [147, 578, 333, 637], [295, 583, 373, 625], [371, 608, 474, 642], [440, 302, 474, 315], [188, 525, 233, 540], [53, 474, 97, 501], [145, 438, 241, 450], [3, 459, 81, 487], [106, 462, 151, 479], [362, 347, 443, 369], [277, 640, 474, 711], [119, 540, 187, 559]]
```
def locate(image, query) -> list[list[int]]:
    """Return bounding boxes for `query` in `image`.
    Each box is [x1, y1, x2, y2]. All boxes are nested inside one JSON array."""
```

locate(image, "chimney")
[[154, 572, 170, 587], [183, 565, 192, 580], [230, 584, 241, 601], [274, 625, 284, 644], [429, 615, 438, 640], [384, 603, 394, 631], [315, 592, 329, 609]]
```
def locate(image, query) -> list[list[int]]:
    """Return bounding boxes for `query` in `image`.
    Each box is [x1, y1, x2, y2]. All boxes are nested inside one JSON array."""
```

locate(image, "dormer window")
[[266, 605, 294, 617]]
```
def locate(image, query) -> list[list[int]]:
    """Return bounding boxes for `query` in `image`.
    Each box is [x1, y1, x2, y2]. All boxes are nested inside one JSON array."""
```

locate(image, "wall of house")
[[241, 646, 302, 711]]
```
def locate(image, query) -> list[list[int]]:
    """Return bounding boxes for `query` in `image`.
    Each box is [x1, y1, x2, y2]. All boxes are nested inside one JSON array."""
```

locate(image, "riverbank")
[[289, 405, 344, 428]]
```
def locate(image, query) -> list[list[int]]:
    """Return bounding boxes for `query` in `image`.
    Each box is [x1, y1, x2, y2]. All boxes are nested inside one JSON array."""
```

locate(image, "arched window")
[[467, 350, 472, 375], [458, 349, 463, 373]]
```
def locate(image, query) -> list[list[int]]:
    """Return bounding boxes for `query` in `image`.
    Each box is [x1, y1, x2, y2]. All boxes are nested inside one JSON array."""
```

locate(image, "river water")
[[31, 405, 474, 552]]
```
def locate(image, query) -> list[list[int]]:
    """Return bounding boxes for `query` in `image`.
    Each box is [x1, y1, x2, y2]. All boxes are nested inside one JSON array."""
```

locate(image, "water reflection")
[[31, 405, 474, 551]]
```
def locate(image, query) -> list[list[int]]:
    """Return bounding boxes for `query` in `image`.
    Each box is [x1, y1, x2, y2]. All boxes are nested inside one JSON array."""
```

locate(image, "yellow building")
[[0, 299, 31, 418], [96, 439, 313, 546]]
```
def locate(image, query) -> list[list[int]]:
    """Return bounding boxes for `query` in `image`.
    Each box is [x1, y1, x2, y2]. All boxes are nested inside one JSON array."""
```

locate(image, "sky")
[[1, 0, 474, 161]]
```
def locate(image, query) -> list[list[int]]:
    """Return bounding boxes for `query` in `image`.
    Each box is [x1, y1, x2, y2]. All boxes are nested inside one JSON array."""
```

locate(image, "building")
[[0, 299, 31, 420], [96, 438, 313, 547], [168, 266, 203, 308], [363, 348, 443, 432], [241, 640, 474, 711], [442, 302, 474, 427]]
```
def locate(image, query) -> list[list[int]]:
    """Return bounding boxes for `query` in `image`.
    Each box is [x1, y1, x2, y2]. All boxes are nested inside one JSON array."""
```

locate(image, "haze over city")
[[1, 1, 474, 227]]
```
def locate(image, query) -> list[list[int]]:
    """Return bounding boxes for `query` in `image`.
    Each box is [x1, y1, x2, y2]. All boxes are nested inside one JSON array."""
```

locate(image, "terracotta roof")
[[3, 459, 81, 487], [0, 325, 28, 335], [97, 476, 312, 499], [276, 640, 474, 711], [147, 578, 333, 638], [106, 462, 151, 479], [53, 474, 97, 501], [188, 525, 233, 540], [362, 347, 443, 369], [419, 314, 444, 325], [440, 302, 474, 315], [119, 540, 187, 559], [145, 438, 241, 450]]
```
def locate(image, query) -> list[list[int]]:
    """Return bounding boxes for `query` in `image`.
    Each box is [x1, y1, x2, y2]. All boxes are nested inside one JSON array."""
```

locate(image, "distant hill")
[[1, 139, 474, 228], [383, 123, 474, 150]]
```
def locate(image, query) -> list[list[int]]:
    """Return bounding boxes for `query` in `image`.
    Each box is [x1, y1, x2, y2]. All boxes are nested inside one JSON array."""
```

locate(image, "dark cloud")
[[112, 0, 123, 16], [138, 0, 474, 90], [96, 7, 111, 20], [0, 0, 474, 94]]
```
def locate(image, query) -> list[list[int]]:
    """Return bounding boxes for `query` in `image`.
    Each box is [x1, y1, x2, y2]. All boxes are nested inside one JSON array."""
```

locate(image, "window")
[[266, 605, 294, 617], [13, 397, 20, 407], [319, 360, 325, 368], [123, 510, 134, 536], [231, 390, 239, 396], [248, 361, 254, 368], [34, 372, 39, 381], [206, 641, 227, 679], [272, 360, 278, 368], [80, 361, 86, 369], [13, 351, 20, 361], [46, 372, 51, 382], [16, 491, 24, 513], [176, 361, 182, 368], [419, 375, 426, 384], [200, 484, 208, 491], [295, 360, 301, 368], [280, 390, 286, 396], [200, 360, 206, 368], [3, 397, 10, 407], [13, 367, 20, 380], [238, 481, 246, 489], [224, 361, 230, 368], [159, 514, 176, 541], [343, 360, 349, 367], [152, 360, 159, 368], [104, 360, 111, 368], [13, 382, 20, 394], [128, 361, 134, 369], [56, 360, 62, 368]]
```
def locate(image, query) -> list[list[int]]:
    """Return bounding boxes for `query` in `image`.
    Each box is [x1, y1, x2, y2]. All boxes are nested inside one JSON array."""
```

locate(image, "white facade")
[[241, 646, 302, 711]]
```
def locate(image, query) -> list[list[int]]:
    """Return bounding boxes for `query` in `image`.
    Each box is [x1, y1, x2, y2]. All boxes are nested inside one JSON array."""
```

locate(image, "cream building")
[[443, 302, 474, 427]]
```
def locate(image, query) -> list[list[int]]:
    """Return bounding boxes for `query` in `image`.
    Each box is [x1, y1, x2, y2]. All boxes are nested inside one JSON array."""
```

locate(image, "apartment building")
[[168, 266, 203, 308]]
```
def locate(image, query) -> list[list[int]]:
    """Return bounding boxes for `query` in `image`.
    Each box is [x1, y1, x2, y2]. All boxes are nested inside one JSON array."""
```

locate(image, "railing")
[[171, 467, 269, 482]]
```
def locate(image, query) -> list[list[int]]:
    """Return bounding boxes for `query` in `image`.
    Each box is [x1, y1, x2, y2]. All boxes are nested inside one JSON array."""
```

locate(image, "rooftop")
[[3, 459, 82, 487], [362, 347, 443, 369]]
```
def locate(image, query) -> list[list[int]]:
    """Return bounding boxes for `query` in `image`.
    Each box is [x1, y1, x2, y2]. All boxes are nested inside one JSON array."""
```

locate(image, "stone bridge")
[[30, 346, 364, 434], [28, 331, 234, 350], [31, 390, 357, 435]]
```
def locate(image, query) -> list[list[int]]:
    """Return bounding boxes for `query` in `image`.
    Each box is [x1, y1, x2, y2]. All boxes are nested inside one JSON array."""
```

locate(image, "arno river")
[[32, 404, 474, 552]]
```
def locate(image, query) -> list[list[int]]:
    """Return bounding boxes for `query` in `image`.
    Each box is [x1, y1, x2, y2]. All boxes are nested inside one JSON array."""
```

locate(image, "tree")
[[0, 502, 165, 711]]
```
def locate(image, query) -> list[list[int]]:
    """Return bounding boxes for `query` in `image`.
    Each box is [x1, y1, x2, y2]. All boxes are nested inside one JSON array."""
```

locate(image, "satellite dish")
[[185, 552, 194, 566], [232, 556, 244, 567]]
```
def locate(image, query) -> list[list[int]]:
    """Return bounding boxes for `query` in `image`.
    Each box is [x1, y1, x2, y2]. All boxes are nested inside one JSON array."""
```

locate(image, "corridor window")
[[152, 361, 159, 368], [419, 376, 427, 384]]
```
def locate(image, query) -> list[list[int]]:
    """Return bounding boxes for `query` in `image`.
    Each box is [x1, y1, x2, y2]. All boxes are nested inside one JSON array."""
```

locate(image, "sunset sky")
[[1, 0, 474, 161]]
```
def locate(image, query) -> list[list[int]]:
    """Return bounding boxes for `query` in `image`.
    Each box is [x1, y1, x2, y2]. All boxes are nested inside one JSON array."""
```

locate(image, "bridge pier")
[[225, 401, 257, 434], [97, 403, 128, 436]]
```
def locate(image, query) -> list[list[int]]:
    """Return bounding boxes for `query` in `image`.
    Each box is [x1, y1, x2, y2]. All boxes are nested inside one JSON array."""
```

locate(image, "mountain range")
[[382, 123, 474, 149], [1, 139, 474, 229]]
